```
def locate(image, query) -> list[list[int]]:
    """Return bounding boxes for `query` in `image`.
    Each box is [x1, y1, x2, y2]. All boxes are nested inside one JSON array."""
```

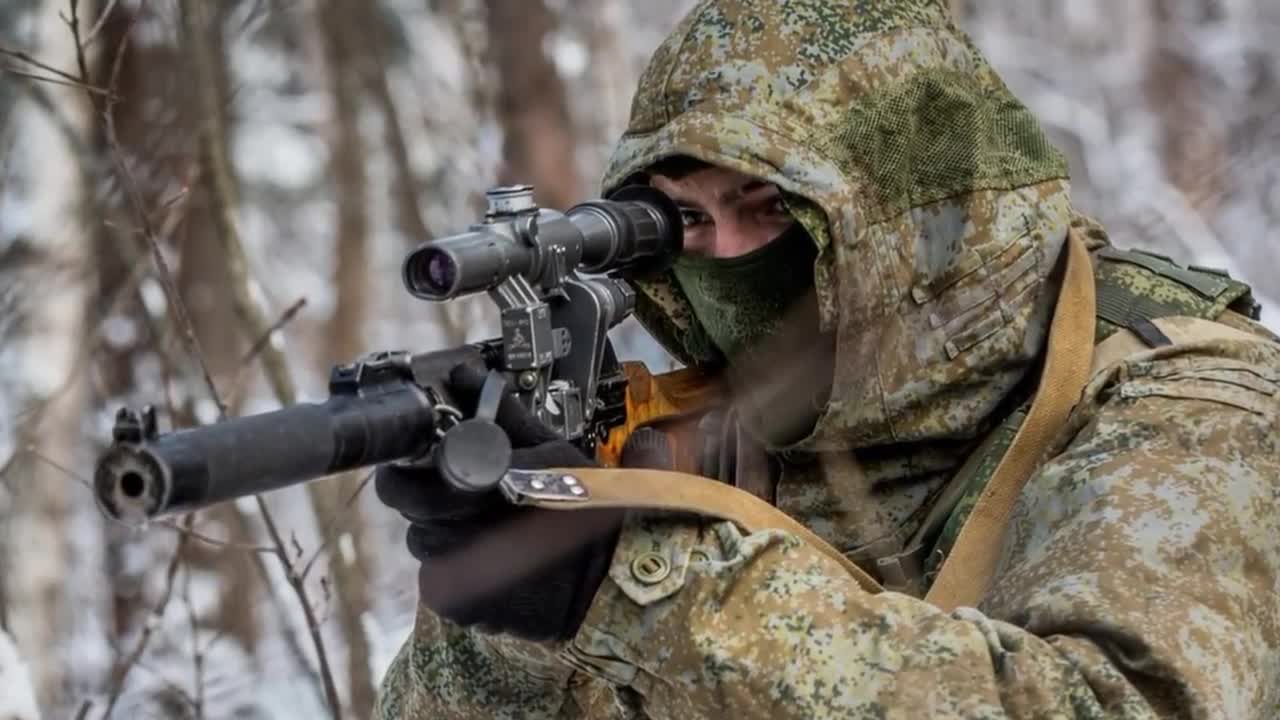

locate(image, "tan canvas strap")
[[506, 466, 883, 594], [923, 229, 1097, 611], [1088, 314, 1265, 377], [504, 229, 1095, 607]]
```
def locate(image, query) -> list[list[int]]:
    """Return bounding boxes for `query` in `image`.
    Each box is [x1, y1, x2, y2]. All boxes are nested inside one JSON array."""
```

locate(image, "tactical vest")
[[879, 246, 1264, 596]]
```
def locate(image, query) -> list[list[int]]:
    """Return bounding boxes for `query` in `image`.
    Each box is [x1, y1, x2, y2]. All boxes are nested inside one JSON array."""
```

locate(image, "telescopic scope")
[[402, 185, 683, 301]]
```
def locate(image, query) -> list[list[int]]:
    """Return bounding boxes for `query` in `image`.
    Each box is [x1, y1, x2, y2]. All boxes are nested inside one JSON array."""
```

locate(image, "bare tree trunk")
[[440, 0, 495, 144], [75, 0, 269, 666], [485, 0, 583, 208], [0, 627, 39, 720], [173, 0, 263, 657], [361, 32, 430, 246], [5, 313, 84, 711], [182, 0, 298, 409], [315, 2, 377, 714], [358, 9, 468, 347], [428, 0, 503, 343], [85, 0, 170, 658], [569, 0, 633, 171], [181, 2, 344, 714], [4, 0, 93, 705], [1144, 0, 1226, 215]]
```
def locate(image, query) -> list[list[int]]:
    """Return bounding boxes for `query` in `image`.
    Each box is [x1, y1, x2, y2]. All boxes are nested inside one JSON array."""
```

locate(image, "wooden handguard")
[[595, 362, 723, 473], [563, 362, 881, 592]]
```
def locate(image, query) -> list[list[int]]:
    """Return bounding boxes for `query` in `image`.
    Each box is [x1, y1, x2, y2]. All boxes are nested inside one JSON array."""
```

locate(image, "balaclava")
[[670, 222, 817, 362]]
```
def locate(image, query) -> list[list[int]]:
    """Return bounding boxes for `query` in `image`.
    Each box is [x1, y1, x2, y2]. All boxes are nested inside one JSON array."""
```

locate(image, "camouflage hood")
[[603, 0, 1076, 451]]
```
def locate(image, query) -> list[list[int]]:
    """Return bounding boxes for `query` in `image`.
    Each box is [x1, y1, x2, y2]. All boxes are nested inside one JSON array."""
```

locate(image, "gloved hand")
[[375, 363, 621, 643]]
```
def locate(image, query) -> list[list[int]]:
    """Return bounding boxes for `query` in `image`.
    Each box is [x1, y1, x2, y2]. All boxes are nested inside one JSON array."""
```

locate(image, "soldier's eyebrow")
[[664, 188, 708, 212], [719, 180, 775, 206], [660, 178, 776, 212]]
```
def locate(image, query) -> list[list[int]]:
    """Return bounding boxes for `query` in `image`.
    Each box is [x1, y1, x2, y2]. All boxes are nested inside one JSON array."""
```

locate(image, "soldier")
[[374, 1, 1280, 718]]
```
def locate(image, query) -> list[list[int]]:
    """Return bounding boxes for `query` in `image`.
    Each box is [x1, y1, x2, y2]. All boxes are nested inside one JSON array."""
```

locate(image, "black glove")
[[375, 363, 621, 642]]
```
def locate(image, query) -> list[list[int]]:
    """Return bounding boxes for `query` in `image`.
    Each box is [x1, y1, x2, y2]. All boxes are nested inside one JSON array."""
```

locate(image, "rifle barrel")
[[94, 383, 436, 522]]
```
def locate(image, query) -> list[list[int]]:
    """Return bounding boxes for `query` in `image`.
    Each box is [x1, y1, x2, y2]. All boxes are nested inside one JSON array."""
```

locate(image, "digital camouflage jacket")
[[376, 1, 1280, 717]]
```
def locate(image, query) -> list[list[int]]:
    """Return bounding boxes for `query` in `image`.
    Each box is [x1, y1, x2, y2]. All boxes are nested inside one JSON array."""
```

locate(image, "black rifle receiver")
[[94, 185, 682, 523]]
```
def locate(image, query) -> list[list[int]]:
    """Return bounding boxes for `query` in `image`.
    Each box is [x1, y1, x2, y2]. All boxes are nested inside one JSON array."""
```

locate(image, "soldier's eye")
[[760, 196, 789, 219], [680, 208, 711, 228]]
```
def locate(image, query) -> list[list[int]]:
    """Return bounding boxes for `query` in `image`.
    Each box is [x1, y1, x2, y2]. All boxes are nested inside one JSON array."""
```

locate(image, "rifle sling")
[[923, 229, 1095, 610], [515, 464, 882, 593]]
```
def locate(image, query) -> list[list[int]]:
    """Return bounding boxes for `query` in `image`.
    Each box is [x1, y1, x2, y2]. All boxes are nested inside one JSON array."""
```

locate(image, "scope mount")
[[472, 185, 631, 442]]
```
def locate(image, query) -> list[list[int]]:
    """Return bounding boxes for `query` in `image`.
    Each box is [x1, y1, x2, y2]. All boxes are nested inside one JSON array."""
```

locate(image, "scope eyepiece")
[[572, 185, 683, 276]]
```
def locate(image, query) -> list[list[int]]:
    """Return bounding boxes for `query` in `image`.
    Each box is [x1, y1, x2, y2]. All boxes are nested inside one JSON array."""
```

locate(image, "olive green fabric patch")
[[815, 68, 1069, 222], [1093, 247, 1261, 343]]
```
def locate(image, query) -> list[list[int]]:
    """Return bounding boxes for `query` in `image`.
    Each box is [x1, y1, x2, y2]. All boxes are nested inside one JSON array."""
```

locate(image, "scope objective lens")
[[406, 247, 458, 298]]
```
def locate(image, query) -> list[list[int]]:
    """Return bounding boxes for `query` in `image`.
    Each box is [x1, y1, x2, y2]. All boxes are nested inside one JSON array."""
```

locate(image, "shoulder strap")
[[924, 230, 1096, 611], [512, 237, 1261, 611], [506, 229, 1095, 610], [1089, 314, 1270, 374], [921, 244, 1270, 602], [1093, 246, 1261, 342], [507, 465, 884, 594]]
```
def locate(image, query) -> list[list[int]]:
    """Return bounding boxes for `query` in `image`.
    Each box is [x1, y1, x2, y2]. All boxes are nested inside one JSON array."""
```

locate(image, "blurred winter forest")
[[0, 1, 1275, 718]]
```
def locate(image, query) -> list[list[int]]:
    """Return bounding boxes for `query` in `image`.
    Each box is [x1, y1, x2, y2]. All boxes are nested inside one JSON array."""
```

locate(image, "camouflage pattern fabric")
[[376, 0, 1280, 717]]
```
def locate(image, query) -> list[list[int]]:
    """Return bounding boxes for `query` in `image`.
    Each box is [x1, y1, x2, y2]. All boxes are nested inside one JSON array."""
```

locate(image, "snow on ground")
[[0, 629, 40, 720]]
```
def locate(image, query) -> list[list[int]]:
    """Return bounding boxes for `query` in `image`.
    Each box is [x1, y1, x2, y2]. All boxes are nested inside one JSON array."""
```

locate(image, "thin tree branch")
[[106, 642, 203, 717], [86, 0, 123, 45], [237, 296, 307, 368], [245, 550, 332, 712], [253, 496, 342, 715], [226, 296, 308, 400], [63, 0, 93, 107], [0, 47, 113, 95], [154, 520, 277, 554], [183, 569, 206, 720], [99, 517, 191, 719], [300, 470, 376, 581], [104, 4, 131, 108], [0, 65, 113, 95], [105, 117, 227, 417], [25, 446, 93, 492]]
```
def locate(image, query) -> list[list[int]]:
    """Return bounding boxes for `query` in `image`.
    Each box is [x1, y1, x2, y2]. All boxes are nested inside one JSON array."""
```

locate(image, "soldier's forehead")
[[651, 166, 774, 202]]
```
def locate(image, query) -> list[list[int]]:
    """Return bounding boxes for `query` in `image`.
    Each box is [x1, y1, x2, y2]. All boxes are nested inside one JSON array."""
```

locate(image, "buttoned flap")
[[1115, 356, 1280, 419], [607, 515, 701, 606]]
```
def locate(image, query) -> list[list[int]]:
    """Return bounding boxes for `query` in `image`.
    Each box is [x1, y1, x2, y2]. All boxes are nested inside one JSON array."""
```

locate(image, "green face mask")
[[670, 223, 818, 362]]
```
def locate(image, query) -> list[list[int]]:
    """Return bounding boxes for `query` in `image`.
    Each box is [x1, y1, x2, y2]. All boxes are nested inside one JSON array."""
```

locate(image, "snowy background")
[[0, 1, 1276, 718]]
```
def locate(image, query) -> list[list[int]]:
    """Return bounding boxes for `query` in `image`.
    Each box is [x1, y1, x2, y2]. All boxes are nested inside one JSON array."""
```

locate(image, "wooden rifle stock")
[[596, 362, 722, 473]]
